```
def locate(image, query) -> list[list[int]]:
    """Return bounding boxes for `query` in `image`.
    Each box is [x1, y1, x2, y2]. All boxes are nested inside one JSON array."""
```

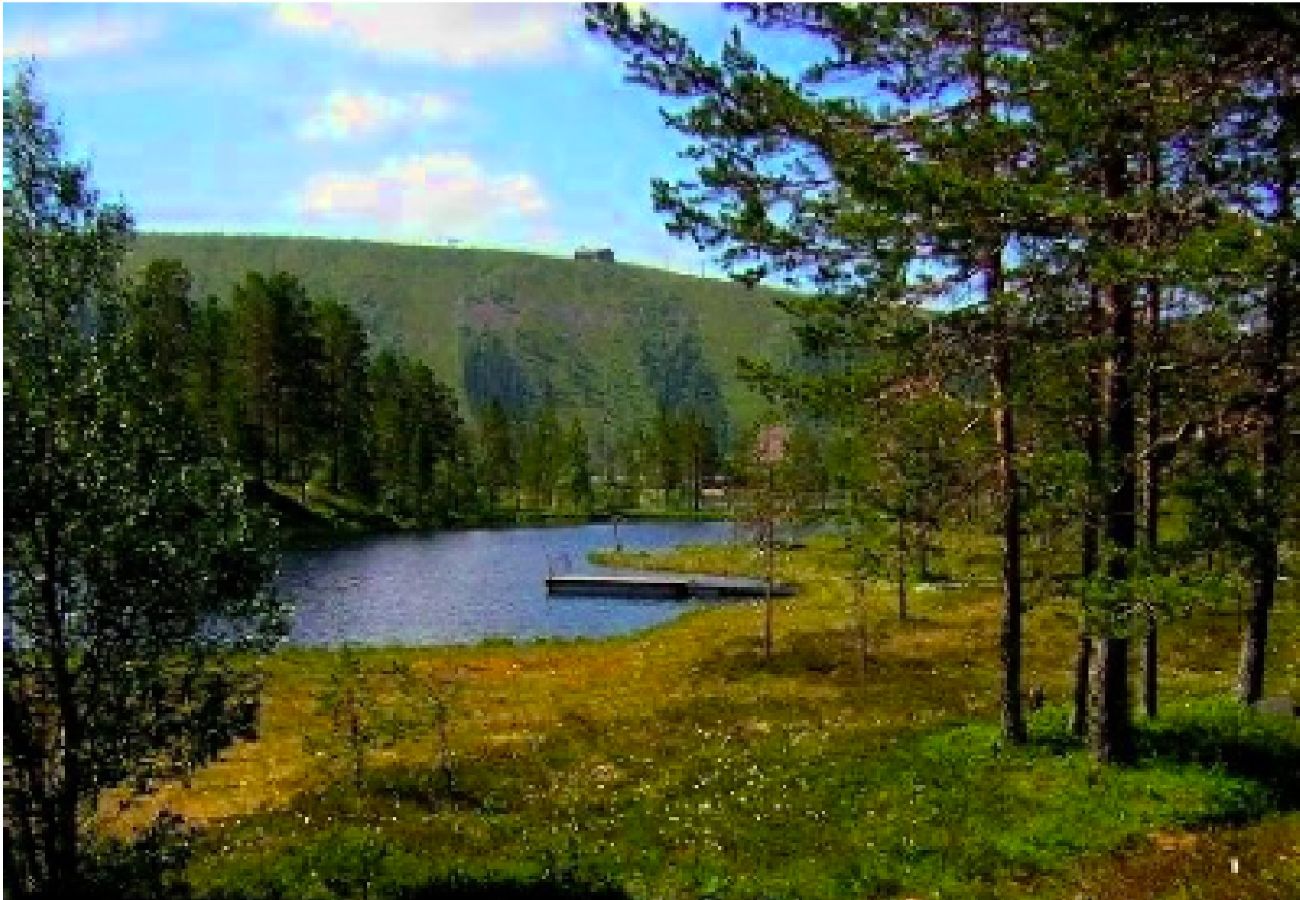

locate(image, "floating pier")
[[546, 573, 796, 600]]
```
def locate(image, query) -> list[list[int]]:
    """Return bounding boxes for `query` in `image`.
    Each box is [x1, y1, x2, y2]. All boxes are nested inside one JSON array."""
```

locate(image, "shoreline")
[[277, 505, 733, 551]]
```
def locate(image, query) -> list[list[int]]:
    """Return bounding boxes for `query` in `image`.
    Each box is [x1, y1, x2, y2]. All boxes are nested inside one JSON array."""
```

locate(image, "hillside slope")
[[129, 234, 797, 433]]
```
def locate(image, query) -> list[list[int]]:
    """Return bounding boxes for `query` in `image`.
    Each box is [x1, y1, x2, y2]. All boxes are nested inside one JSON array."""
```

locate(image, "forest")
[[585, 1, 1299, 755], [110, 256, 748, 533], [4, 4, 1298, 900]]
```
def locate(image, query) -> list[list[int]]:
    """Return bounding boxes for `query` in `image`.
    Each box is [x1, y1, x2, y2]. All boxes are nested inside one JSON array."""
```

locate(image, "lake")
[[280, 520, 737, 646]]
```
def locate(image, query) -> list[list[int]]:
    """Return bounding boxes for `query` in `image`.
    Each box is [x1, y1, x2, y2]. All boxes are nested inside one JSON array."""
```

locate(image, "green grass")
[[184, 707, 1295, 900], [102, 537, 1299, 899]]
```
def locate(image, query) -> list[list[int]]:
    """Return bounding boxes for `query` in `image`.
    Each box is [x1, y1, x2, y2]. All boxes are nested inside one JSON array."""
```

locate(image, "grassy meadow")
[[102, 537, 1298, 899]]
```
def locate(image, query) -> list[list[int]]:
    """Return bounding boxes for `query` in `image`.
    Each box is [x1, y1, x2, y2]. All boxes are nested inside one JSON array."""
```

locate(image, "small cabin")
[[574, 247, 615, 263]]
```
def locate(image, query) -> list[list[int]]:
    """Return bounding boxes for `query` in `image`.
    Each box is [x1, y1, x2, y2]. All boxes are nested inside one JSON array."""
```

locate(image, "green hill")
[[129, 233, 796, 435]]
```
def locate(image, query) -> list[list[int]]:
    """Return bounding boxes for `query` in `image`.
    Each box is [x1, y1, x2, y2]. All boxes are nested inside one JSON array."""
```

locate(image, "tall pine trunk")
[[692, 439, 702, 513], [897, 514, 908, 622], [1142, 145, 1162, 719], [1092, 151, 1136, 765], [973, 11, 1025, 746], [1238, 98, 1294, 704], [1072, 288, 1105, 737], [991, 263, 1025, 745], [330, 369, 342, 493], [1142, 274, 1161, 719]]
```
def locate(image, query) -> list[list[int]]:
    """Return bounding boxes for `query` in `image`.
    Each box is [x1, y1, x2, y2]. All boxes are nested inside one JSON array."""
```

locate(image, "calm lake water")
[[279, 520, 736, 646]]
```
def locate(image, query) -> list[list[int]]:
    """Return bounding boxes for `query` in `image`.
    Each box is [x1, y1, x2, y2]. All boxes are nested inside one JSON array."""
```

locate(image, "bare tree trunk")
[[897, 515, 908, 621], [1240, 538, 1280, 705], [991, 278, 1025, 745], [1142, 144, 1163, 720], [1238, 102, 1293, 704], [692, 441, 702, 513], [919, 525, 932, 581], [854, 577, 871, 679], [972, 11, 1025, 746], [1091, 637, 1131, 763], [1073, 288, 1105, 738], [1092, 151, 1136, 764], [1070, 633, 1093, 738], [1142, 275, 1161, 720]]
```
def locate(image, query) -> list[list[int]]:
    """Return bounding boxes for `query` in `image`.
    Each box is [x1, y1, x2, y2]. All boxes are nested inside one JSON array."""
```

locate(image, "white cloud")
[[4, 12, 160, 60], [299, 89, 455, 141], [269, 4, 572, 66], [297, 152, 549, 239]]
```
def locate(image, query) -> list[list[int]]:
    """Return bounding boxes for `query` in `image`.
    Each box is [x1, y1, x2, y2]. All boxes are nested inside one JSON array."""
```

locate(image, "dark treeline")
[[468, 398, 732, 517], [132, 260, 471, 525], [128, 258, 739, 527]]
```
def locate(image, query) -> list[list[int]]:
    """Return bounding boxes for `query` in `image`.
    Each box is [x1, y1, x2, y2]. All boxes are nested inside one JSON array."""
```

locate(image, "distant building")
[[574, 247, 615, 262]]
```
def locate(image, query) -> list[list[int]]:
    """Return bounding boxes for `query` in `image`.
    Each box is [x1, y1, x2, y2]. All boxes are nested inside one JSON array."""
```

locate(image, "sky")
[[1, 2, 768, 275]]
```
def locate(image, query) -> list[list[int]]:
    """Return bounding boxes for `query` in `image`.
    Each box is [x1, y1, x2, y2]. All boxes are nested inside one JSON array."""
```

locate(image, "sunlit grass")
[[100, 536, 1298, 899]]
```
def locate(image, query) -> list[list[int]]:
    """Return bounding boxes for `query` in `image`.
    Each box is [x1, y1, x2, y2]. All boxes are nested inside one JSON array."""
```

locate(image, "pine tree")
[[588, 1, 1038, 743], [188, 294, 235, 447], [1182, 8, 1299, 704], [315, 299, 371, 495], [563, 418, 595, 513], [478, 399, 517, 513], [370, 350, 409, 516], [126, 258, 194, 410]]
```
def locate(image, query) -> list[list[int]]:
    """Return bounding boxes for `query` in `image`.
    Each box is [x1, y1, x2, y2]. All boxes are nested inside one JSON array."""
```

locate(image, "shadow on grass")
[[693, 618, 973, 685], [202, 878, 629, 900], [363, 762, 486, 813], [192, 816, 634, 900], [352, 743, 569, 816], [1136, 705, 1300, 811], [389, 881, 629, 899], [95, 876, 629, 900], [693, 631, 849, 680], [1030, 699, 1299, 813]]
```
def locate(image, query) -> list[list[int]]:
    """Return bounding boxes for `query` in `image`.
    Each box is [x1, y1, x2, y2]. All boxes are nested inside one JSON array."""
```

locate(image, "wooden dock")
[[546, 573, 796, 600]]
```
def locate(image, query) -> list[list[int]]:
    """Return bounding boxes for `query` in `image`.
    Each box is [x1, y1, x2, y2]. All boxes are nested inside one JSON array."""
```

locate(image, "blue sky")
[[2, 2, 763, 275]]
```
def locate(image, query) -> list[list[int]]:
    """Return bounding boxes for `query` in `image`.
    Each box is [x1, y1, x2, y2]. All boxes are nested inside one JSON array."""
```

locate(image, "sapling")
[[312, 648, 397, 805], [403, 666, 464, 799]]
